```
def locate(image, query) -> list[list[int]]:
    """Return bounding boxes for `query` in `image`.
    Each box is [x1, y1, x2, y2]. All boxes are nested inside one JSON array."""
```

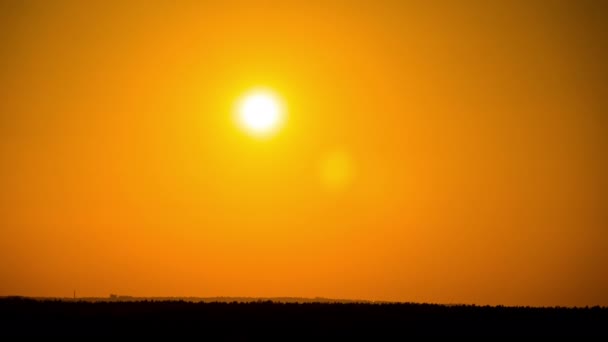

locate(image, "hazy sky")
[[1, 0, 606, 306]]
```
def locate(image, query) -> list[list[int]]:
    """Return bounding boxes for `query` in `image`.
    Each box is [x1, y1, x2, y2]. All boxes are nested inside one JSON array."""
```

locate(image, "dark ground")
[[0, 298, 606, 337]]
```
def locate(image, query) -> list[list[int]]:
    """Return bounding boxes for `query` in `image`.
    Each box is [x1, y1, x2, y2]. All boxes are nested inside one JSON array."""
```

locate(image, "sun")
[[236, 89, 285, 137]]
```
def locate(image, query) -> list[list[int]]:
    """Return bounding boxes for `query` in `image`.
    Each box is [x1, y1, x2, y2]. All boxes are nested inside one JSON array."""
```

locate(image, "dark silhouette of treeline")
[[0, 297, 606, 337]]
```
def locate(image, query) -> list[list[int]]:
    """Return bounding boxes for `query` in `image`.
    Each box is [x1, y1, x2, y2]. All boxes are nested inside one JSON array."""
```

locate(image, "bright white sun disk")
[[237, 90, 284, 137]]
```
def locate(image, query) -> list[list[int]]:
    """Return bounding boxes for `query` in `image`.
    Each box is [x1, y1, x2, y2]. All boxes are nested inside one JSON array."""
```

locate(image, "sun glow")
[[236, 89, 285, 137]]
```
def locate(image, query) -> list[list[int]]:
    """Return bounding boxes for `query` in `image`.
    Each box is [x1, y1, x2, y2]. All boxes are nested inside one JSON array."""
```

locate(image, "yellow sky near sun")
[[0, 1, 607, 306]]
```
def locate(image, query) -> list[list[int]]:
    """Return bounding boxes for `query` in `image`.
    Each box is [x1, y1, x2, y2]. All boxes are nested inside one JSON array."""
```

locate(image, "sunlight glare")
[[236, 89, 285, 137]]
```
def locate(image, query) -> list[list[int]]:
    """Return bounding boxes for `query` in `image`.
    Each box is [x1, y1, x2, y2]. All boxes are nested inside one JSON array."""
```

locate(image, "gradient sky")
[[1, 0, 607, 306]]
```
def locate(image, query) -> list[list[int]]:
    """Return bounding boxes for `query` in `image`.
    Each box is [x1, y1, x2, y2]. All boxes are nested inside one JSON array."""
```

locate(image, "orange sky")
[[1, 1, 607, 306]]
